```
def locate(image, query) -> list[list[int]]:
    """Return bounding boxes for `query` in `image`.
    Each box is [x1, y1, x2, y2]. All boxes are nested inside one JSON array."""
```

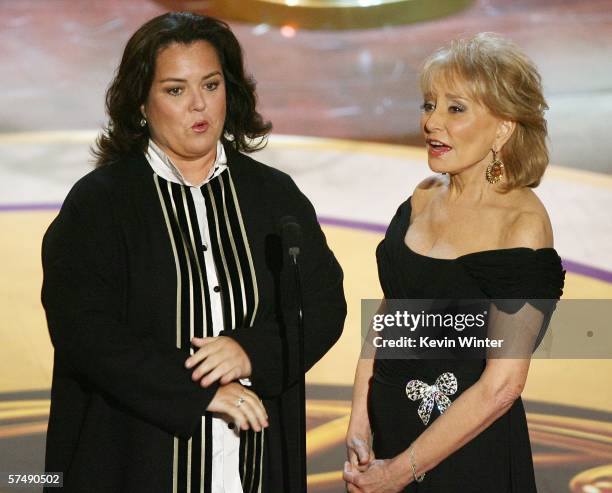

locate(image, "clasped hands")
[[186, 336, 268, 432], [344, 435, 408, 493]]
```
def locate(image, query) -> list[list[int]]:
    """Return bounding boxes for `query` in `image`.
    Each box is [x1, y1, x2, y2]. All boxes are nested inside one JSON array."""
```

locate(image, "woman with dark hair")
[[343, 33, 564, 492], [42, 12, 346, 493]]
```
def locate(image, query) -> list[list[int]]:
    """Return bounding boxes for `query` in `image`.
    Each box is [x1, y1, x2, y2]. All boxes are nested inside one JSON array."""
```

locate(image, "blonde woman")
[[344, 33, 564, 493]]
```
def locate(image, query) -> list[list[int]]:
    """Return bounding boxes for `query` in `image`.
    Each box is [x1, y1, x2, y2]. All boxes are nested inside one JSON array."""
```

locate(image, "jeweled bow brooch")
[[405, 372, 458, 425]]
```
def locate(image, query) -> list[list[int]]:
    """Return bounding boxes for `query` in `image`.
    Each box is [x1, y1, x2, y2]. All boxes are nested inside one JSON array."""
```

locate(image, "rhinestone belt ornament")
[[405, 372, 458, 425]]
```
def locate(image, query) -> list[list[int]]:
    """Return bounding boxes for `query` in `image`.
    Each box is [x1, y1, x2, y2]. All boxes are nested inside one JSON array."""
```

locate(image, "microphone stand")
[[280, 216, 306, 492], [289, 245, 307, 493]]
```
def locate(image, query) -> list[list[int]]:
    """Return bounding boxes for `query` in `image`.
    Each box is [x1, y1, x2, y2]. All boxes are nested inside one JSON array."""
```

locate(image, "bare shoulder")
[[504, 189, 554, 249], [411, 175, 447, 212]]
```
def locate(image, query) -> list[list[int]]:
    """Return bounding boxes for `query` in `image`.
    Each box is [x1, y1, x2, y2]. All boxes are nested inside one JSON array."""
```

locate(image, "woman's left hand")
[[186, 336, 252, 387], [343, 458, 408, 493]]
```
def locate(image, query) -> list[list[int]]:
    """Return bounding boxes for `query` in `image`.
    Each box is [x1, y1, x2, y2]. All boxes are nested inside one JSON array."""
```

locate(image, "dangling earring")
[[140, 117, 147, 127], [486, 149, 504, 184]]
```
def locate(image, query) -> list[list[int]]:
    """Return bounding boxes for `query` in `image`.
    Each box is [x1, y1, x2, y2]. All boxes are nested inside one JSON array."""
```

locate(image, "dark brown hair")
[[93, 12, 271, 166]]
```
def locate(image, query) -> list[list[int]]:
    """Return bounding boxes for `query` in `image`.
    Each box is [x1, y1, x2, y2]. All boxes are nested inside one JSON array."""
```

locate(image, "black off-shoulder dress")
[[370, 197, 565, 493]]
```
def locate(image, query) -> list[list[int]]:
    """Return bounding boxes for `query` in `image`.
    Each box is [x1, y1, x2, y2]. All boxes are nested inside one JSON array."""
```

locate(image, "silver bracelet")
[[408, 445, 425, 483]]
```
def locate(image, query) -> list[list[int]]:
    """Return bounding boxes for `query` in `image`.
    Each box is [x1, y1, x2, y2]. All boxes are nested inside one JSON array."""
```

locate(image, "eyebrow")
[[158, 71, 222, 83], [446, 93, 469, 101], [423, 92, 469, 101]]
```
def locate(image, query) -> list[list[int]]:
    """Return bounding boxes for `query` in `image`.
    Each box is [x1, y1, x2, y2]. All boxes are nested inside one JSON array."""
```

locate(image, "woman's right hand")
[[206, 382, 268, 432], [346, 419, 375, 471]]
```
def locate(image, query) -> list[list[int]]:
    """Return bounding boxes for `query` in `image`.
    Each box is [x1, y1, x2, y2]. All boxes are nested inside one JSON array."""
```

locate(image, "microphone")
[[279, 215, 302, 259]]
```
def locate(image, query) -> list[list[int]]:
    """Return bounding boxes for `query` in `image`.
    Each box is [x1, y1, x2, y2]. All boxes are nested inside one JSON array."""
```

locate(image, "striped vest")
[[153, 168, 265, 493]]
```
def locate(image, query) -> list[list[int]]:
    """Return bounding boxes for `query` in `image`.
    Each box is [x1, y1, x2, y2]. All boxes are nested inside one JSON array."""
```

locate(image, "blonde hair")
[[420, 32, 549, 191]]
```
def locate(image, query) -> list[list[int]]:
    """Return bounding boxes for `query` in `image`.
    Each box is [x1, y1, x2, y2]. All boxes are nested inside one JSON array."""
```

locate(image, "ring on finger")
[[236, 396, 246, 408]]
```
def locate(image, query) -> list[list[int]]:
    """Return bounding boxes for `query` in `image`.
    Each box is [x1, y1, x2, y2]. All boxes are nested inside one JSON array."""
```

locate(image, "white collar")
[[145, 139, 228, 187]]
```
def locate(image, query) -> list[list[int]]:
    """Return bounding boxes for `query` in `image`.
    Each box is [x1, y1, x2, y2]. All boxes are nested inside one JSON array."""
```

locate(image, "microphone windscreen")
[[279, 215, 303, 253]]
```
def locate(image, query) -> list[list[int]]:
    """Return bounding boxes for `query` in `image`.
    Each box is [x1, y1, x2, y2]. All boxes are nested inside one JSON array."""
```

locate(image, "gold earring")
[[486, 149, 504, 184]]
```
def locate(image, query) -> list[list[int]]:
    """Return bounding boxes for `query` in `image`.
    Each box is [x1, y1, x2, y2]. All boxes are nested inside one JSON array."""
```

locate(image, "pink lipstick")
[[192, 120, 209, 133], [426, 138, 452, 157]]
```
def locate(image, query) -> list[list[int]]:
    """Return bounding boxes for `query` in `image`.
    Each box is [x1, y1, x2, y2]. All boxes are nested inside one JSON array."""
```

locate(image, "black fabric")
[[371, 197, 565, 493], [200, 167, 265, 493], [156, 176, 214, 491], [41, 145, 346, 492]]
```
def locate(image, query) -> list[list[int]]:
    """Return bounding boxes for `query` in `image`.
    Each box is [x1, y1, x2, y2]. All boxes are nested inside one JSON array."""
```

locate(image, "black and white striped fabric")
[[153, 168, 264, 493]]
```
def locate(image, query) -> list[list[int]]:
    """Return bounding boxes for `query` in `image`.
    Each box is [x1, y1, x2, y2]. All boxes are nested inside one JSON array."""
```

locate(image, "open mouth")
[[427, 139, 452, 156]]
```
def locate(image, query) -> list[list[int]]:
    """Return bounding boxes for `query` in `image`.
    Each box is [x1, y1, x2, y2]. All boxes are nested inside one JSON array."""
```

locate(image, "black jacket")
[[41, 145, 346, 492]]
